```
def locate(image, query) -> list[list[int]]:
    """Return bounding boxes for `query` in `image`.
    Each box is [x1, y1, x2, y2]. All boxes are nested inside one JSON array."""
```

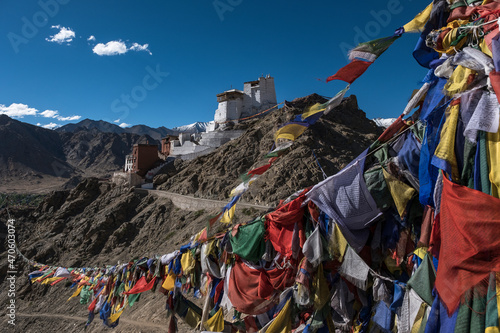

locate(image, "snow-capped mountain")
[[372, 117, 397, 128], [172, 121, 212, 133]]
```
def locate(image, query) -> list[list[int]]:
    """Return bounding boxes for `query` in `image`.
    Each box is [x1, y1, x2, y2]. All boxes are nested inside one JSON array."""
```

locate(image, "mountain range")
[[56, 118, 210, 140], [0, 105, 390, 194], [0, 115, 155, 193]]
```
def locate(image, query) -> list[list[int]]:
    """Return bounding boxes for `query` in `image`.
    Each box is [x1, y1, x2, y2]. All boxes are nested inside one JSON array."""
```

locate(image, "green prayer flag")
[[229, 218, 266, 262]]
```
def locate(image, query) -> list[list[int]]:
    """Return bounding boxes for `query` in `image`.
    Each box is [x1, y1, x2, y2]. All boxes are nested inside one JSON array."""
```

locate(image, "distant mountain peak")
[[372, 117, 397, 128], [172, 121, 211, 134]]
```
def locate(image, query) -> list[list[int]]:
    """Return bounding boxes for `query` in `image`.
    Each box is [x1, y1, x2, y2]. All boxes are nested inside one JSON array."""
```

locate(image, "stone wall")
[[198, 130, 245, 147], [112, 172, 144, 187], [135, 188, 271, 212]]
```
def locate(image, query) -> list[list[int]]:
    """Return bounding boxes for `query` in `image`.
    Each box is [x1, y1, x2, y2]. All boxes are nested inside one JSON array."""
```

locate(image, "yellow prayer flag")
[[162, 271, 176, 291], [329, 223, 348, 261], [263, 299, 292, 333], [109, 306, 126, 323], [411, 303, 428, 333], [274, 123, 308, 143], [313, 263, 330, 310], [181, 251, 196, 275], [403, 2, 433, 33], [301, 103, 326, 121], [487, 129, 500, 198], [382, 168, 416, 218], [413, 247, 428, 261], [67, 284, 84, 301], [204, 307, 224, 332], [444, 66, 476, 96], [220, 204, 236, 224], [434, 104, 460, 180], [41, 277, 61, 285]]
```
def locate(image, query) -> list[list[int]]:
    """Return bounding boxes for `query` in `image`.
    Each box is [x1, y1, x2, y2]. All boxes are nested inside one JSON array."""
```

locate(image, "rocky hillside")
[[0, 93, 384, 332], [0, 180, 212, 332], [60, 130, 156, 178], [0, 115, 157, 193], [158, 94, 382, 206]]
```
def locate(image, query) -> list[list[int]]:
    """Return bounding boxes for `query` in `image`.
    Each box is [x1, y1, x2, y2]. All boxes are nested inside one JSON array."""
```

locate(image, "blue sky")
[[0, 0, 430, 130]]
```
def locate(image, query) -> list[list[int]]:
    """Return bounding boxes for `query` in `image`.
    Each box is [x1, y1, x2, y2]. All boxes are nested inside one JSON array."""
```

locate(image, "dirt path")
[[17, 312, 167, 330], [136, 188, 272, 211]]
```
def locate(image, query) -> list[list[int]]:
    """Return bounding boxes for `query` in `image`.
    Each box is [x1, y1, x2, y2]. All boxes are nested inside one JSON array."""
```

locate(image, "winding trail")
[[17, 312, 167, 330], [135, 188, 272, 212]]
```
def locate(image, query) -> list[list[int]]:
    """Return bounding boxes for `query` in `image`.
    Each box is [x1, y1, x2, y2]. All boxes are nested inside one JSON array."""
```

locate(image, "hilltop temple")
[[165, 75, 277, 159], [116, 75, 277, 185]]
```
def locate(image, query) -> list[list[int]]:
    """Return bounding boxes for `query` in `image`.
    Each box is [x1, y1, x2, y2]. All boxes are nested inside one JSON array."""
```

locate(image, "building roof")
[[133, 143, 159, 147], [216, 89, 244, 97], [161, 135, 179, 140]]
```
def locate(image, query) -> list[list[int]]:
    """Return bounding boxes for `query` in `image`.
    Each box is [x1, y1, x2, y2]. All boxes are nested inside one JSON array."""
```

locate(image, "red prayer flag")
[[228, 259, 295, 315], [248, 162, 273, 176], [326, 59, 372, 84], [265, 190, 308, 257], [376, 115, 408, 143], [124, 276, 157, 295], [434, 176, 500, 314]]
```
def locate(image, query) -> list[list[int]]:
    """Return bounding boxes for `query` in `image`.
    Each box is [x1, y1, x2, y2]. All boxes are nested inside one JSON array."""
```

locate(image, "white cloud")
[[0, 102, 81, 122], [113, 119, 120, 123], [119, 122, 131, 128], [93, 40, 128, 56], [130, 43, 152, 55], [46, 25, 75, 44], [92, 40, 152, 56], [40, 122, 60, 130], [57, 115, 81, 121], [40, 110, 59, 118], [0, 103, 38, 118], [87, 35, 96, 42], [39, 109, 80, 121]]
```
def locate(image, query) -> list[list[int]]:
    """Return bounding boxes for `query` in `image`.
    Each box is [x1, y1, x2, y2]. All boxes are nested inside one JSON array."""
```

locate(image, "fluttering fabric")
[[339, 246, 371, 291], [382, 167, 417, 218], [227, 259, 294, 315], [302, 226, 324, 267], [327, 36, 400, 84], [307, 160, 382, 252], [229, 218, 266, 262], [266, 191, 307, 258], [274, 122, 309, 143], [326, 59, 373, 84], [124, 276, 157, 295], [434, 175, 500, 314], [204, 307, 224, 332], [403, 2, 434, 33]]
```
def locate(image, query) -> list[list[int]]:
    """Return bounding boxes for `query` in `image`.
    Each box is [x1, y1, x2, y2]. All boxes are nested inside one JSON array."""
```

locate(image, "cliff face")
[[0, 94, 383, 332]]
